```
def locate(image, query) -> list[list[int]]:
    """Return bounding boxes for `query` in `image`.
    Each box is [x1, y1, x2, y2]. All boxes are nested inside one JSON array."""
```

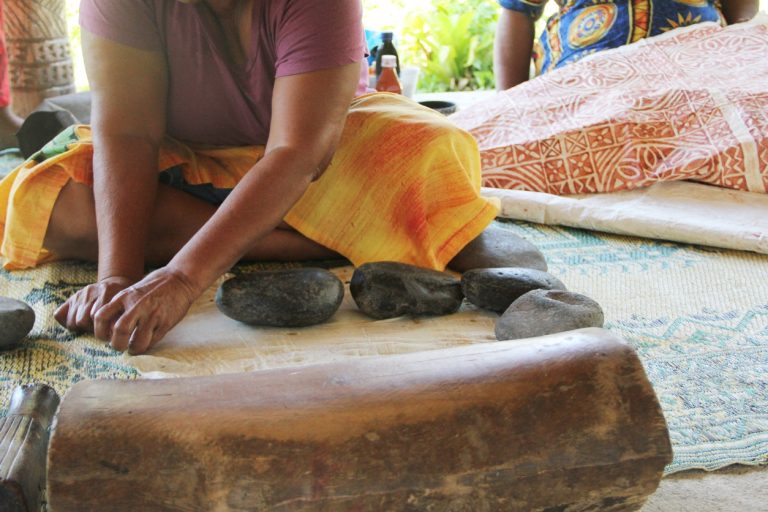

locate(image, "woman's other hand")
[[92, 267, 201, 355], [54, 276, 135, 333]]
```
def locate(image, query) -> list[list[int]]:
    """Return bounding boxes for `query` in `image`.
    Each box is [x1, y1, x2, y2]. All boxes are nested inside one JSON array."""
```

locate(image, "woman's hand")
[[54, 276, 136, 333], [92, 267, 201, 355]]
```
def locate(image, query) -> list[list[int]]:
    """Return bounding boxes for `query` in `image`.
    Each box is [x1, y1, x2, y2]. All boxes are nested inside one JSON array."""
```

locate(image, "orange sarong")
[[0, 93, 499, 270]]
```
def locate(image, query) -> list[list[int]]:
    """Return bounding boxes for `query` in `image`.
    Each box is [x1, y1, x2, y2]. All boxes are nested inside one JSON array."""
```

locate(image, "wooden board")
[[47, 328, 672, 511]]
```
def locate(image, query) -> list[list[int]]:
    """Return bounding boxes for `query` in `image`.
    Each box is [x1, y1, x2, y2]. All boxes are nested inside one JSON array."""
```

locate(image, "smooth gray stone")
[[449, 224, 547, 272], [216, 268, 344, 328], [351, 262, 463, 320], [495, 289, 604, 341], [462, 267, 567, 313], [0, 297, 35, 348]]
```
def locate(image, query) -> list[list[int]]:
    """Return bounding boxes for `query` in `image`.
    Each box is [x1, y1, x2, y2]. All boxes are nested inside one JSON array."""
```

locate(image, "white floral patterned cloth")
[[452, 16, 768, 195]]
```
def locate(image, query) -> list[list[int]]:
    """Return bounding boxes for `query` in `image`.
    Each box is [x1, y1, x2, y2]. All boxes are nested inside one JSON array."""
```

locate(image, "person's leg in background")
[[0, 0, 22, 148]]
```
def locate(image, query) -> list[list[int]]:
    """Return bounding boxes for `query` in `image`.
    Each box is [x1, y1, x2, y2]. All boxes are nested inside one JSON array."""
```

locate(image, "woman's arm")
[[93, 62, 362, 354], [168, 64, 360, 285], [85, 31, 168, 282], [494, 8, 536, 91], [720, 0, 759, 24], [54, 30, 168, 332]]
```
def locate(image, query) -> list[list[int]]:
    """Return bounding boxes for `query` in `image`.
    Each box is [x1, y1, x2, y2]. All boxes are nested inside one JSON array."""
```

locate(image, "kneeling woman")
[[0, 0, 498, 354]]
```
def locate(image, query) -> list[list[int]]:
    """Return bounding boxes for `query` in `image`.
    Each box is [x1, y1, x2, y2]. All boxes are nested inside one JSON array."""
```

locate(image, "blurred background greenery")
[[65, 0, 85, 91], [364, 0, 502, 91], [65, 0, 768, 93]]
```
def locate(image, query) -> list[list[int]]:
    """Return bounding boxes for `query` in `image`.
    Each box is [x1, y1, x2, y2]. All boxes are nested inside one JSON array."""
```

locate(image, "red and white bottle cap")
[[381, 55, 397, 68]]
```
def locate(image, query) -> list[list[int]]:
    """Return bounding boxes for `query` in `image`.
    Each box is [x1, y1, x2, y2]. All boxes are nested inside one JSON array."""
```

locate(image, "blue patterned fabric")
[[499, 0, 725, 74]]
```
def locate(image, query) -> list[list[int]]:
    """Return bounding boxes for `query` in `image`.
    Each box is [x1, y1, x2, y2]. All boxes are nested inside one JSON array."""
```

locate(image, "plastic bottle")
[[376, 55, 402, 94], [374, 31, 400, 79]]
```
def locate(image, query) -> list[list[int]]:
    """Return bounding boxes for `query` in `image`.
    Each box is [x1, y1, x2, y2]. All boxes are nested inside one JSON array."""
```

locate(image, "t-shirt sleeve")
[[274, 0, 366, 78], [498, 0, 549, 20], [79, 0, 163, 52]]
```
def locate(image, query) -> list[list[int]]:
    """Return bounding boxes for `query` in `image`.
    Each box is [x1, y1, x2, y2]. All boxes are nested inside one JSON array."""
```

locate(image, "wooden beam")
[[47, 328, 672, 511]]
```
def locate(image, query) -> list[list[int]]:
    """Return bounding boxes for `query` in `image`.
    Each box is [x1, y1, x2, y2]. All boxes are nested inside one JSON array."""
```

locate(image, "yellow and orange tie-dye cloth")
[[452, 17, 768, 196], [0, 93, 499, 271]]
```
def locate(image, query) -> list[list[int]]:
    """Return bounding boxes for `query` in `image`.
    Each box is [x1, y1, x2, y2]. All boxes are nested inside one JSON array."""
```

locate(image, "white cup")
[[400, 66, 420, 98]]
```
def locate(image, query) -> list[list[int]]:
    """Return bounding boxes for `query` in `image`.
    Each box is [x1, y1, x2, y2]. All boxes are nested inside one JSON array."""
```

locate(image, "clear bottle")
[[376, 55, 402, 94], [374, 31, 400, 79]]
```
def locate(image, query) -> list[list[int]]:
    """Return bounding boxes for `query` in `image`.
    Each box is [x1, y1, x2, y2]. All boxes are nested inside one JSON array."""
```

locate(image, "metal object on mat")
[[0, 384, 60, 512], [48, 328, 672, 511]]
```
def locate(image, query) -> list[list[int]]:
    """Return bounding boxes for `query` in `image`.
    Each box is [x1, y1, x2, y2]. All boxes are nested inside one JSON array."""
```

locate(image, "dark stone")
[[449, 224, 547, 272], [495, 289, 604, 341], [0, 297, 35, 348], [350, 262, 463, 320], [216, 268, 344, 327], [462, 268, 567, 313], [17, 110, 79, 160]]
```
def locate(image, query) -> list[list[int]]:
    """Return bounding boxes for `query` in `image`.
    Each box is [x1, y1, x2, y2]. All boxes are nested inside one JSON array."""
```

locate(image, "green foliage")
[[399, 0, 498, 92], [66, 0, 88, 91]]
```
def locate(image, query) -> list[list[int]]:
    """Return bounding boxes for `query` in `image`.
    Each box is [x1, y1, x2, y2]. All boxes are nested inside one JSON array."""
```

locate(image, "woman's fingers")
[[53, 300, 70, 327], [94, 287, 160, 354], [56, 277, 135, 333], [150, 324, 170, 348], [128, 318, 158, 355], [110, 308, 141, 353], [65, 299, 81, 330], [74, 299, 95, 331], [89, 294, 107, 323], [61, 290, 93, 331], [93, 298, 125, 342]]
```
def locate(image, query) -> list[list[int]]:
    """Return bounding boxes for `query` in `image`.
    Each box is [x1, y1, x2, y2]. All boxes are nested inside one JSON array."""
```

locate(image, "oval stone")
[[351, 262, 463, 320], [449, 224, 548, 272], [0, 297, 36, 348], [495, 289, 604, 341], [216, 268, 344, 327], [462, 268, 567, 313]]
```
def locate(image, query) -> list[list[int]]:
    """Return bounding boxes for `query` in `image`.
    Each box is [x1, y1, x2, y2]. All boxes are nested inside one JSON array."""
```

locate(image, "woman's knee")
[[43, 181, 98, 259]]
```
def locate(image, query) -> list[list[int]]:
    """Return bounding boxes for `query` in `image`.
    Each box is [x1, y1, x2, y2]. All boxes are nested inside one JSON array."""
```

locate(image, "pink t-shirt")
[[80, 0, 368, 146]]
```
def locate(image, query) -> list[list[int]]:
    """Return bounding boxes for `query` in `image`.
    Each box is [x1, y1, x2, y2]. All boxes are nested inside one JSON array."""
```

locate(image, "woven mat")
[[519, 222, 768, 474], [1, 220, 766, 474]]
